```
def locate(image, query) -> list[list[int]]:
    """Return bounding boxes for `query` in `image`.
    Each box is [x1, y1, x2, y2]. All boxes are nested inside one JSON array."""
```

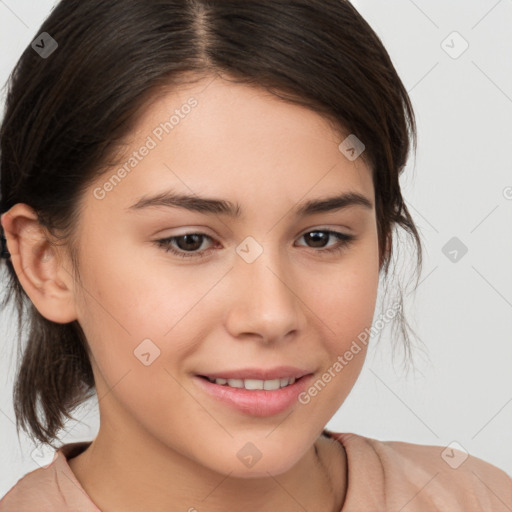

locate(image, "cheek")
[[297, 238, 380, 405], [304, 235, 380, 342], [293, 281, 378, 428], [76, 239, 204, 338], [73, 254, 207, 437], [73, 244, 221, 396], [324, 264, 380, 344]]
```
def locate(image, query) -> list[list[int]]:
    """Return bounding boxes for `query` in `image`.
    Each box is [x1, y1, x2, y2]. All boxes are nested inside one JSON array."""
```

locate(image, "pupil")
[[306, 231, 327, 248], [178, 234, 202, 251]]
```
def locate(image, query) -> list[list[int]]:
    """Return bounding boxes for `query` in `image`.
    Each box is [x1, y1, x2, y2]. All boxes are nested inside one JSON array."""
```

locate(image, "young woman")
[[0, 1, 510, 510]]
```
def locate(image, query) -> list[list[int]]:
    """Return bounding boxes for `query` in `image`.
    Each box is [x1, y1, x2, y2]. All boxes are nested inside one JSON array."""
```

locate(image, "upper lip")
[[198, 366, 313, 381]]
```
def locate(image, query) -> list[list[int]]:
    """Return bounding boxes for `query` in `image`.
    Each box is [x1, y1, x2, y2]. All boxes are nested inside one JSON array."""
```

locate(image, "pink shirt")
[[1, 430, 511, 511]]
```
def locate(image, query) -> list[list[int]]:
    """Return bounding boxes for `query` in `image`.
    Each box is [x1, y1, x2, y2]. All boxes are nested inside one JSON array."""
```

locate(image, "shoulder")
[[1, 463, 59, 511], [327, 430, 512, 512], [0, 442, 98, 512]]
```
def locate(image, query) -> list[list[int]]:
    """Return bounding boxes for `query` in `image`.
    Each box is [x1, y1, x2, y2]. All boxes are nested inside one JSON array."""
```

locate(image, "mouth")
[[197, 374, 302, 391], [194, 372, 314, 417]]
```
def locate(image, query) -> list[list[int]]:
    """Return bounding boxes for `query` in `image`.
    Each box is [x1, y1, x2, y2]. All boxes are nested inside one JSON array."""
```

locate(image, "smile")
[[194, 373, 313, 417], [202, 376, 297, 390]]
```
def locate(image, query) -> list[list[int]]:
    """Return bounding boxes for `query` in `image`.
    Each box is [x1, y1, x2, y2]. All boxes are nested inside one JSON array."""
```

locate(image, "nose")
[[224, 243, 305, 343]]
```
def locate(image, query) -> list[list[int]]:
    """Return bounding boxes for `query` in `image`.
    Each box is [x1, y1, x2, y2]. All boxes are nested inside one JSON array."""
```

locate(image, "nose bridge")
[[240, 231, 292, 283], [226, 235, 302, 340]]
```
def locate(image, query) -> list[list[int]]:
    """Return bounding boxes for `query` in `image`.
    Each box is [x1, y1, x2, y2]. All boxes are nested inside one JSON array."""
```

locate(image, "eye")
[[153, 229, 356, 259], [295, 229, 356, 255], [154, 233, 215, 259]]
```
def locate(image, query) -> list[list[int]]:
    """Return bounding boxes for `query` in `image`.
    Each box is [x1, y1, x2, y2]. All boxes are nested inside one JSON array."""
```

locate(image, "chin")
[[226, 458, 301, 479], [204, 441, 306, 479]]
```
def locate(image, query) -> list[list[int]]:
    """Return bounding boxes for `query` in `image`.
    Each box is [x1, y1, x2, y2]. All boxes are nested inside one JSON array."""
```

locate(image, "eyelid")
[[156, 224, 354, 240]]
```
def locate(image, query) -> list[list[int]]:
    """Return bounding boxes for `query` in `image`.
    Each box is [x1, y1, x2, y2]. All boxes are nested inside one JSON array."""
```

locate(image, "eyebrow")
[[127, 190, 373, 217]]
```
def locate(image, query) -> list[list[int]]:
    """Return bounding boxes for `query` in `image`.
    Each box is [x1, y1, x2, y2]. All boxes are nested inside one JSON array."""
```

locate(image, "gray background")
[[1, 0, 511, 496]]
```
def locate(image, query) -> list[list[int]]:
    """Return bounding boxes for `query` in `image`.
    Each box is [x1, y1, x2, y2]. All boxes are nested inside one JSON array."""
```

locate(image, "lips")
[[194, 372, 315, 417]]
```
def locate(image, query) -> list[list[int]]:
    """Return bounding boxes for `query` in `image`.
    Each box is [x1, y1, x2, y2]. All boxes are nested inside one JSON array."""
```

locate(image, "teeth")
[[206, 376, 297, 390], [244, 379, 265, 390], [227, 378, 244, 388]]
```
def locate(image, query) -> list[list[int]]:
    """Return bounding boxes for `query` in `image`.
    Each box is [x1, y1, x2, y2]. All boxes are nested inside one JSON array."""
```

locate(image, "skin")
[[2, 74, 382, 511]]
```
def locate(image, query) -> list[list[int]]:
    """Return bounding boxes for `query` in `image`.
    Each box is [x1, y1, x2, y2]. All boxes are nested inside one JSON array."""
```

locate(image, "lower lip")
[[194, 374, 314, 417]]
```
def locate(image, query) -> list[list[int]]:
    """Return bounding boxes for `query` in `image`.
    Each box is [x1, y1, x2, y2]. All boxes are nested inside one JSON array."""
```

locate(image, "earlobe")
[[1, 204, 78, 324]]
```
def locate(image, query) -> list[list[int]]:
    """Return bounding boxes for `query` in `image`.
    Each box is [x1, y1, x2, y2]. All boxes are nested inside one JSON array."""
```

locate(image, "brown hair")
[[0, 0, 423, 447]]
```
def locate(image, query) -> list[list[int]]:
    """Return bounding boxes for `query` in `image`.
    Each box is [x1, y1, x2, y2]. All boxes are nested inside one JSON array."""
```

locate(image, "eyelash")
[[154, 229, 356, 259]]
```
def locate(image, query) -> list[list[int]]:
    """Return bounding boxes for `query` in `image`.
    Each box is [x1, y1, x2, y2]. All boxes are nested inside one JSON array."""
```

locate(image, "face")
[[63, 75, 380, 477]]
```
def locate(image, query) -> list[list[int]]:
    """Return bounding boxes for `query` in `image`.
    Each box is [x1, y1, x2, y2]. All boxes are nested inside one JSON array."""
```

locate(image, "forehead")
[[135, 74, 346, 141], [85, 76, 374, 216]]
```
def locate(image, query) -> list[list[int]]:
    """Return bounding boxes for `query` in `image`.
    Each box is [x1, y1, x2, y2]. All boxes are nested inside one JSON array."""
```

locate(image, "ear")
[[1, 203, 78, 323]]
